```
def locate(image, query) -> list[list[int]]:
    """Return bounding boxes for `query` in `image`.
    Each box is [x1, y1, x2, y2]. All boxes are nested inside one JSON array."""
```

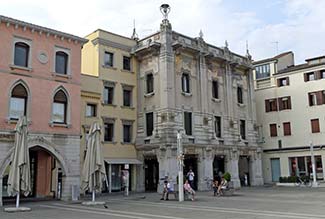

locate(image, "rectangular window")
[[104, 86, 114, 104], [104, 123, 114, 141], [86, 104, 97, 117], [182, 73, 190, 93], [146, 74, 154, 94], [278, 77, 290, 87], [123, 124, 132, 143], [265, 99, 278, 112], [308, 93, 317, 106], [237, 87, 243, 104], [255, 64, 270, 79], [214, 116, 221, 138], [283, 122, 291, 136], [123, 56, 131, 71], [212, 80, 218, 99], [311, 119, 320, 133], [278, 96, 291, 110], [270, 123, 277, 137], [321, 70, 325, 79], [146, 112, 154, 136], [104, 52, 114, 67], [304, 72, 315, 81], [53, 102, 66, 123], [240, 120, 246, 140], [184, 112, 192, 135], [10, 97, 26, 119], [123, 89, 132, 107]]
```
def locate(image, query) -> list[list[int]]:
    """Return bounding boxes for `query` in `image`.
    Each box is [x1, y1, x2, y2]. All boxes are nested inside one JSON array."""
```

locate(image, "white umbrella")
[[81, 122, 107, 202], [7, 116, 31, 208]]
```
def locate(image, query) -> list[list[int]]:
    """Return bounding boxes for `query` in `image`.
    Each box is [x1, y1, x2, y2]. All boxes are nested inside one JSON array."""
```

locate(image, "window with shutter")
[[308, 93, 317, 106], [311, 119, 320, 133], [270, 124, 277, 137], [265, 100, 270, 112], [316, 91, 323, 105], [184, 112, 192, 135], [283, 122, 291, 136]]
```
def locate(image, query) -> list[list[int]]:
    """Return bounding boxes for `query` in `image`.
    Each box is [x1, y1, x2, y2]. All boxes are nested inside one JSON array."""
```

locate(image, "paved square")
[[2, 187, 325, 219]]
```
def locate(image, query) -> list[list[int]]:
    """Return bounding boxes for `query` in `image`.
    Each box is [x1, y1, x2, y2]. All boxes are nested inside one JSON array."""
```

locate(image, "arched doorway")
[[1, 142, 69, 202]]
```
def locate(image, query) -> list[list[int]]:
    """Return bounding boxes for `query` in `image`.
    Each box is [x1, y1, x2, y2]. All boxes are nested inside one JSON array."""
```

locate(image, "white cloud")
[[0, 0, 324, 63]]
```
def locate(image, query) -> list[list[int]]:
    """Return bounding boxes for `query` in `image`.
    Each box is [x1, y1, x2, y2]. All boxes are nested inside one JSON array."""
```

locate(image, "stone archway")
[[0, 136, 73, 206]]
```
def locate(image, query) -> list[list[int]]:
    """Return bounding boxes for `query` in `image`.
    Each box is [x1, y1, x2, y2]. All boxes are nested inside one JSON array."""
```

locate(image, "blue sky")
[[0, 0, 324, 63]]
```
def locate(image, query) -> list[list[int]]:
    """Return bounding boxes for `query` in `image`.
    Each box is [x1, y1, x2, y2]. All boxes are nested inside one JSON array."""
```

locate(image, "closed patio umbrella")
[[7, 116, 31, 208], [81, 122, 107, 202]]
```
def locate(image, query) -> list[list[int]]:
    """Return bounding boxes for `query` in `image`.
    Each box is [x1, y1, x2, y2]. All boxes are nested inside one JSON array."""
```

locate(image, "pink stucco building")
[[0, 15, 87, 205]]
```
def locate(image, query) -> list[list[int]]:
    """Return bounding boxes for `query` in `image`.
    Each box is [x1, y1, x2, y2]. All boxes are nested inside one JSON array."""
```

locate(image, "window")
[[321, 70, 325, 79], [270, 124, 277, 137], [240, 120, 246, 140], [55, 51, 68, 74], [255, 64, 270, 79], [214, 116, 221, 138], [146, 112, 154, 136], [311, 119, 320, 133], [237, 87, 243, 104], [308, 93, 317, 106], [184, 112, 192, 135], [146, 73, 154, 94], [104, 52, 114, 67], [265, 99, 278, 112], [104, 86, 114, 104], [304, 72, 315, 82], [212, 80, 219, 99], [10, 84, 28, 120], [123, 89, 132, 107], [181, 73, 190, 93], [104, 123, 114, 141], [278, 96, 291, 110], [53, 90, 67, 124], [123, 124, 132, 143], [283, 122, 291, 136], [14, 42, 29, 67], [123, 56, 131, 71], [278, 77, 289, 87], [86, 104, 96, 117]]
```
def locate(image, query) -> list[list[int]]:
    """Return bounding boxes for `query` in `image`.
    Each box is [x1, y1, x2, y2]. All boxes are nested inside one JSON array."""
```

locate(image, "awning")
[[104, 158, 142, 165]]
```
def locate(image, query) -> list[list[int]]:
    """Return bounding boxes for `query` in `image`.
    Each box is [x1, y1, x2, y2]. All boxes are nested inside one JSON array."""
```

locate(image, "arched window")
[[53, 90, 67, 123], [14, 42, 29, 67], [55, 51, 68, 74], [10, 84, 28, 120]]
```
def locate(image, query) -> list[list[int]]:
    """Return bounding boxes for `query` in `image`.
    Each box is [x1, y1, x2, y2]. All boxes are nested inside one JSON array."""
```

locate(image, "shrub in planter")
[[223, 172, 231, 181]]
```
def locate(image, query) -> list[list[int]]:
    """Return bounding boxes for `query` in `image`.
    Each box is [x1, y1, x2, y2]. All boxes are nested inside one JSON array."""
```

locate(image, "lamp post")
[[310, 142, 318, 187], [177, 130, 184, 202], [160, 4, 171, 20]]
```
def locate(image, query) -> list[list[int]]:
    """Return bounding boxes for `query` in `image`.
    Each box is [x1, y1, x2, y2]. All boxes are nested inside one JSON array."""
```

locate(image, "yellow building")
[[81, 29, 140, 192]]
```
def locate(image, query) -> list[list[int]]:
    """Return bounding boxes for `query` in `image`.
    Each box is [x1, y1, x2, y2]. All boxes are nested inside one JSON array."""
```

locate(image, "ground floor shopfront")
[[136, 144, 264, 192], [0, 132, 80, 206], [262, 147, 325, 184]]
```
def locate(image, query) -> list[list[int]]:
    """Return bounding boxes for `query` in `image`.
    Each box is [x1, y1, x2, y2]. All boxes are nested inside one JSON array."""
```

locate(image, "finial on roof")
[[225, 40, 229, 48], [199, 29, 203, 39], [246, 40, 252, 60], [131, 19, 139, 40]]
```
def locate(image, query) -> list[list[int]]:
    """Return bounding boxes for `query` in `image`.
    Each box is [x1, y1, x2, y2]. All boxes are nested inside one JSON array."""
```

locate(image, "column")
[[197, 149, 213, 191], [250, 150, 264, 186], [136, 153, 145, 192], [226, 149, 240, 188], [61, 175, 80, 201], [0, 176, 2, 206], [108, 164, 112, 193]]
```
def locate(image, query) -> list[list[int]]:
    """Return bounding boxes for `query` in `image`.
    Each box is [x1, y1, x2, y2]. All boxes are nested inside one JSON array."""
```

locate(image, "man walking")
[[187, 168, 195, 190]]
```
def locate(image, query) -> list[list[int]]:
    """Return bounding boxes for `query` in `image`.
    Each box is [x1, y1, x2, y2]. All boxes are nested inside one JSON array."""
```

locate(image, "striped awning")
[[104, 158, 142, 165]]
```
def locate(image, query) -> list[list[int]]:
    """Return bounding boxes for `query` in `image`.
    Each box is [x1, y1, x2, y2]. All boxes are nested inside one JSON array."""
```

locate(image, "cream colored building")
[[81, 29, 140, 192], [253, 52, 325, 183]]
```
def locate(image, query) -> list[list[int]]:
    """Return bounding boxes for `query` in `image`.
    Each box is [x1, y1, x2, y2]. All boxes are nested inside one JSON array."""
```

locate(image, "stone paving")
[[2, 186, 325, 219]]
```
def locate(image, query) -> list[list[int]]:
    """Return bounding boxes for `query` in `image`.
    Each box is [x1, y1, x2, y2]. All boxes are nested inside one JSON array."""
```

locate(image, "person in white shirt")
[[187, 168, 195, 190]]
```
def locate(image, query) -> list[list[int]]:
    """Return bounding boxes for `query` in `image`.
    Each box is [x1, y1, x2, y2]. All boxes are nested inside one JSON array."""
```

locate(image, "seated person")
[[161, 179, 169, 200], [217, 176, 228, 195], [212, 179, 219, 196], [184, 180, 195, 201]]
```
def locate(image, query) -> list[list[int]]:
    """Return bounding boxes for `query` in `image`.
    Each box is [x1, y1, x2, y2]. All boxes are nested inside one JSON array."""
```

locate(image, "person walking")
[[187, 168, 195, 190]]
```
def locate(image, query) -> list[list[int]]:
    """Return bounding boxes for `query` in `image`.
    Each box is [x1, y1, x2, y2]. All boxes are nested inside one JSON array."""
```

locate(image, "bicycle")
[[295, 176, 312, 187], [204, 177, 214, 191]]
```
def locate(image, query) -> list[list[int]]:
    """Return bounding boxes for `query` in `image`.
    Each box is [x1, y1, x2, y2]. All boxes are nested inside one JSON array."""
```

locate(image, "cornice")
[[92, 38, 132, 52]]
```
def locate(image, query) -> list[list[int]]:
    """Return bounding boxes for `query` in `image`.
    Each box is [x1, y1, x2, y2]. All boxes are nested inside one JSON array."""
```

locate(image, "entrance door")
[[239, 156, 250, 186], [144, 158, 159, 191], [213, 155, 225, 180], [271, 158, 281, 182], [184, 155, 198, 190]]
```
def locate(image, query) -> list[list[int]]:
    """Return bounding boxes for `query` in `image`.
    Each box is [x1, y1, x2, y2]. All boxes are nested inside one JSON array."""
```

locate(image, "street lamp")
[[160, 4, 171, 20], [177, 130, 184, 202]]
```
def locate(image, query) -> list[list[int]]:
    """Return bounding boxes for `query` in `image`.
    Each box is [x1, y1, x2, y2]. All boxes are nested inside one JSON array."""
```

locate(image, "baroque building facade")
[[253, 52, 325, 183], [134, 16, 263, 191], [0, 15, 86, 205]]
